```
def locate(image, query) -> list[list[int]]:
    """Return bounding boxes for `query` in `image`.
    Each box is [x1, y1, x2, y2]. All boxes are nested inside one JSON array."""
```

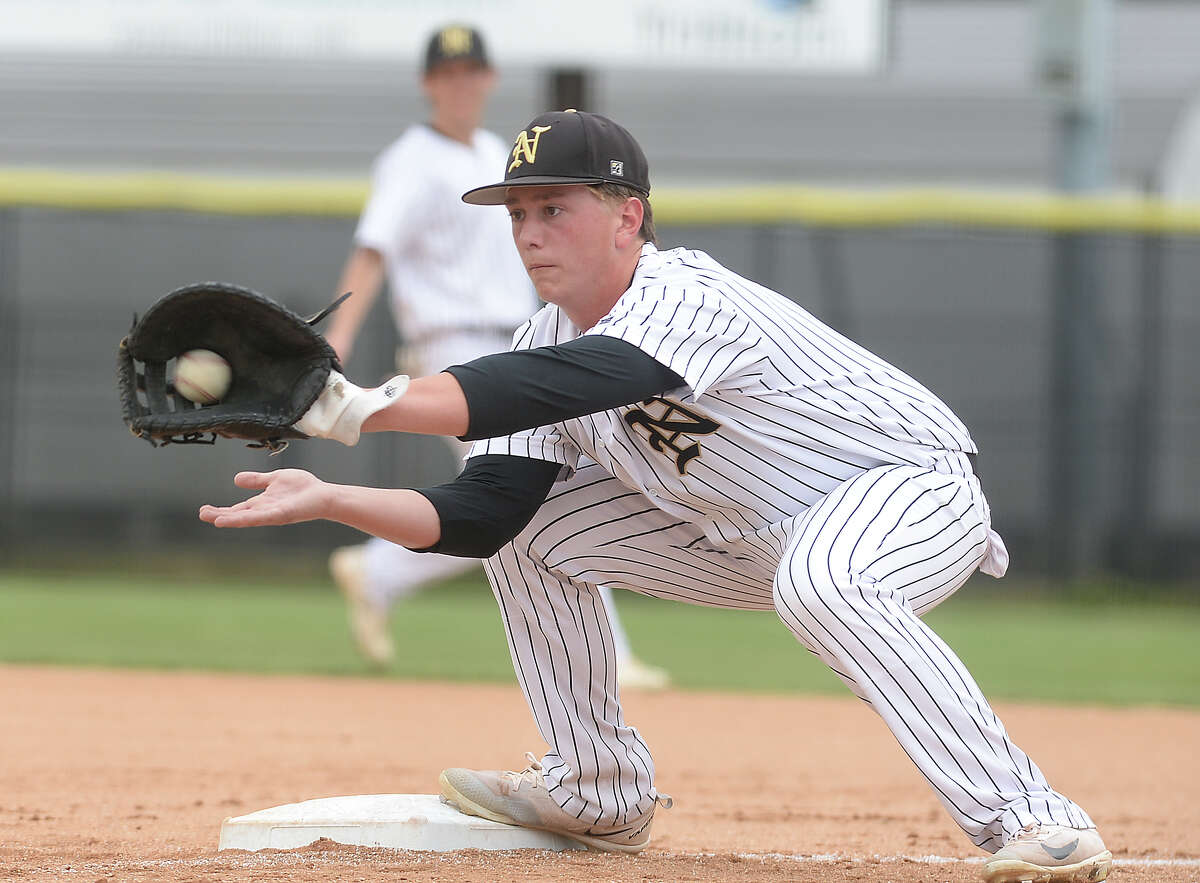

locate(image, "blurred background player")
[[321, 23, 670, 689]]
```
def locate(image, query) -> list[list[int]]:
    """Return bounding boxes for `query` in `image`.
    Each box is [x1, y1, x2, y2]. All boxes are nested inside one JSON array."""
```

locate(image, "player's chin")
[[527, 269, 561, 299]]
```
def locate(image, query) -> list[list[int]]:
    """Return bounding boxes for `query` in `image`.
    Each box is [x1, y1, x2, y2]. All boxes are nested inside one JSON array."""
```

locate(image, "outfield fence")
[[2, 169, 1199, 580]]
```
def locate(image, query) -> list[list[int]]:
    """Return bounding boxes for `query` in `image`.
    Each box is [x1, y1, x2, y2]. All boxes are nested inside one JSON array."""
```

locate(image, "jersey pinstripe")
[[472, 243, 977, 546]]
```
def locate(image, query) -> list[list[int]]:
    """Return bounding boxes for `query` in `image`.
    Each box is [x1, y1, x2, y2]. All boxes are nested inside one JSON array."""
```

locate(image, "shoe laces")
[[502, 752, 547, 792], [1011, 823, 1072, 843], [1013, 823, 1042, 840], [501, 751, 676, 811]]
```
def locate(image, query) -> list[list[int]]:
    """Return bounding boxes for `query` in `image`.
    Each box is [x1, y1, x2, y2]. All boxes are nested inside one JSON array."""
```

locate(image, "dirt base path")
[[1, 666, 1196, 882]]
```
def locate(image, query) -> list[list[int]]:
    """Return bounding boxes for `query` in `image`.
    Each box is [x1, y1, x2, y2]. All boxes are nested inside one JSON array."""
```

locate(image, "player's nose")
[[513, 218, 543, 249]]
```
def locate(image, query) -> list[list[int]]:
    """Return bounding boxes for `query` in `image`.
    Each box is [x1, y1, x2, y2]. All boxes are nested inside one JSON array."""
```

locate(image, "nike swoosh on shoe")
[[1042, 838, 1080, 861]]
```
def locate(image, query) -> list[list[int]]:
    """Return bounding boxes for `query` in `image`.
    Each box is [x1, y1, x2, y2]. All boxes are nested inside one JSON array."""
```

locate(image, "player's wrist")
[[320, 480, 364, 526], [295, 371, 410, 446]]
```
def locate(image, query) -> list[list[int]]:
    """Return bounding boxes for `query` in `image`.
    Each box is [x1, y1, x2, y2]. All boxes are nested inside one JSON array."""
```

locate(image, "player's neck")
[[428, 116, 478, 146], [563, 250, 643, 331]]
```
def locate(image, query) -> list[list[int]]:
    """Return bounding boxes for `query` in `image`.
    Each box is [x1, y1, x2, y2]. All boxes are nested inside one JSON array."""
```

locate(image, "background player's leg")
[[771, 459, 1094, 852], [361, 538, 480, 606], [600, 585, 633, 666], [330, 431, 478, 665], [331, 333, 494, 663], [484, 463, 775, 826], [330, 539, 480, 665]]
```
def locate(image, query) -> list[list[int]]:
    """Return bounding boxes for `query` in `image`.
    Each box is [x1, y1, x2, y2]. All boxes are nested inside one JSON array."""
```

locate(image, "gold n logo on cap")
[[508, 125, 552, 173], [438, 27, 472, 56]]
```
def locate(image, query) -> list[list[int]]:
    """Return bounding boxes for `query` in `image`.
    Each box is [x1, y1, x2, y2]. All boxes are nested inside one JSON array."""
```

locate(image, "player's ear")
[[614, 197, 644, 247]]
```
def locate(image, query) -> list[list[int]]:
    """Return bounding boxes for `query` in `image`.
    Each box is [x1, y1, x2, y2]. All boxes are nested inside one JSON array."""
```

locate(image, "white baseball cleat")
[[618, 656, 672, 690], [982, 824, 1112, 882], [438, 752, 670, 853], [329, 545, 394, 667]]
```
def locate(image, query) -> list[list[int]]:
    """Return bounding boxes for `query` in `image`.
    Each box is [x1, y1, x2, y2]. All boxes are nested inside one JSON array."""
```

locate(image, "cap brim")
[[461, 176, 607, 205]]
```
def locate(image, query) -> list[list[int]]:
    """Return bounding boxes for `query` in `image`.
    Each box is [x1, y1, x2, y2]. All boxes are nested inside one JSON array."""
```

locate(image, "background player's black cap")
[[462, 110, 650, 205], [423, 24, 490, 74]]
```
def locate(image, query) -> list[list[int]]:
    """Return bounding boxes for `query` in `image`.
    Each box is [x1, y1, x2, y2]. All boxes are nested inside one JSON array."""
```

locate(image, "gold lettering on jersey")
[[438, 27, 472, 57], [623, 397, 721, 476], [508, 125, 552, 173]]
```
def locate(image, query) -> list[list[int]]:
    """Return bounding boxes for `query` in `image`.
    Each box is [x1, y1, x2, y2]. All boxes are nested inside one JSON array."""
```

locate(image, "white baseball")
[[174, 349, 233, 405]]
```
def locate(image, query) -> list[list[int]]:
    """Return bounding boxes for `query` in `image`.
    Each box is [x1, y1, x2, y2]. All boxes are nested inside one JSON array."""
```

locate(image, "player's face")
[[422, 60, 495, 126], [506, 186, 631, 318]]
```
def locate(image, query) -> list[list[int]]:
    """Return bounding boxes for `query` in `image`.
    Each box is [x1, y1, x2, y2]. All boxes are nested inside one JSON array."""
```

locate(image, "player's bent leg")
[[473, 463, 772, 835], [599, 585, 672, 690], [771, 462, 1098, 856], [481, 550, 662, 837]]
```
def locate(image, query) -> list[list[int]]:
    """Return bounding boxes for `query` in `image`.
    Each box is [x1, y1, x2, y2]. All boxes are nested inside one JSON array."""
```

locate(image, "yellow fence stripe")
[[4, 168, 1200, 233], [0, 169, 368, 216], [650, 186, 1200, 233]]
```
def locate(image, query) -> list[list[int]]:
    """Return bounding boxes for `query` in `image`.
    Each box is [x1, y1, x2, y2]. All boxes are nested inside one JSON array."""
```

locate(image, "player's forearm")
[[325, 247, 386, 358], [312, 339, 677, 446], [365, 339, 680, 442], [324, 484, 442, 549], [361, 372, 470, 437]]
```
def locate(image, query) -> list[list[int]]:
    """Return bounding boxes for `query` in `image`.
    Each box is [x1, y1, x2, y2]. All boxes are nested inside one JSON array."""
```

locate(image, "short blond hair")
[[589, 183, 657, 246]]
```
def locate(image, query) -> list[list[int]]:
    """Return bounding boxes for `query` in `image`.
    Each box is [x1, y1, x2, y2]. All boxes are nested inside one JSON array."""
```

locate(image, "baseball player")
[[200, 111, 1111, 882], [319, 26, 670, 690]]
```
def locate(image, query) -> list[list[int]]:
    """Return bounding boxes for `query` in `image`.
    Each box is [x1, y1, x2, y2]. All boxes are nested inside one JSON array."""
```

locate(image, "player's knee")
[[771, 560, 858, 625], [772, 571, 820, 626]]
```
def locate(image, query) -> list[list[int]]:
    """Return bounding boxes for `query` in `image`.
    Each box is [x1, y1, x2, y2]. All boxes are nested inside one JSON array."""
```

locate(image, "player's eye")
[[508, 208, 524, 221], [544, 205, 562, 217]]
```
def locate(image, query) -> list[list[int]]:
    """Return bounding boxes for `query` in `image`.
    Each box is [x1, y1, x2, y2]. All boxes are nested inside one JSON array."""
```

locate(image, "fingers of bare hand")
[[198, 504, 252, 526], [199, 502, 283, 528], [234, 471, 272, 489]]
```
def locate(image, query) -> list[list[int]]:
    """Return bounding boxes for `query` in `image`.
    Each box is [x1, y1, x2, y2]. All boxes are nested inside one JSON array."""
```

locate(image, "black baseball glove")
[[117, 281, 348, 453]]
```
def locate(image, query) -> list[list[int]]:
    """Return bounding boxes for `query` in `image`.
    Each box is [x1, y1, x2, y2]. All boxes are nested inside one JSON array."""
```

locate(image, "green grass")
[[1, 569, 1198, 707]]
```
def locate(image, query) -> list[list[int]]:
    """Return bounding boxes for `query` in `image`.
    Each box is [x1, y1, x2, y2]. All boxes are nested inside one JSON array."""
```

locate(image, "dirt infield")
[[1, 666, 1197, 882]]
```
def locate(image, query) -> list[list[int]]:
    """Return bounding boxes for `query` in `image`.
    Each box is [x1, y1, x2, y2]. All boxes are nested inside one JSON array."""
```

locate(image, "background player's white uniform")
[[350, 122, 533, 603], [472, 243, 1094, 850], [356, 124, 533, 372], [349, 125, 650, 674]]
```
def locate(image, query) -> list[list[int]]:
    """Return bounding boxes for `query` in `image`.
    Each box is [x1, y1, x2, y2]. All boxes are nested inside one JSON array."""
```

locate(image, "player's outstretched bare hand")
[[199, 469, 330, 528]]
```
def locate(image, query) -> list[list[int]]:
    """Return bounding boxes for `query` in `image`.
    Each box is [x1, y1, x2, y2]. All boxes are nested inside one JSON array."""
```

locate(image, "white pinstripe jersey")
[[355, 124, 536, 340], [472, 243, 978, 546]]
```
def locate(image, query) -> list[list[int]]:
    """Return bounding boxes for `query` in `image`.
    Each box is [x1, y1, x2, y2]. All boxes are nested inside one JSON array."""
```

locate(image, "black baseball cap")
[[423, 24, 489, 74], [462, 110, 650, 205]]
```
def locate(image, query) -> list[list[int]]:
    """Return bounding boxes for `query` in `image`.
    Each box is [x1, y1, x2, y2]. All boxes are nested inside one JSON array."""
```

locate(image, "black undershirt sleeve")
[[415, 454, 561, 558], [416, 336, 684, 556], [444, 335, 685, 441]]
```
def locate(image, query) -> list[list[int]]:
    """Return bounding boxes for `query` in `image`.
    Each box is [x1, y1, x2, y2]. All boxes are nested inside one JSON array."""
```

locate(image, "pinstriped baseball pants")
[[483, 457, 1094, 851]]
